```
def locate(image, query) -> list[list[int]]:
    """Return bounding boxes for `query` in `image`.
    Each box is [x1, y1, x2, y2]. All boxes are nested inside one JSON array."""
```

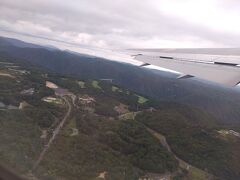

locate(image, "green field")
[[112, 86, 119, 92], [92, 80, 101, 89], [135, 95, 148, 104], [119, 112, 137, 120], [188, 166, 210, 180], [77, 81, 85, 88]]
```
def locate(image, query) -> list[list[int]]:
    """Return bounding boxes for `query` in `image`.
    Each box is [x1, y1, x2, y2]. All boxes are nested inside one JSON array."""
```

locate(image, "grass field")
[[77, 81, 85, 88], [112, 86, 119, 92], [135, 95, 148, 104], [119, 112, 138, 120], [188, 166, 211, 180], [92, 80, 101, 89]]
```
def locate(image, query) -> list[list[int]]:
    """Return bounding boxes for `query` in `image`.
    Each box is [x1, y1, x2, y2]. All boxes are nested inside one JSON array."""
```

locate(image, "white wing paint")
[[128, 50, 240, 86]]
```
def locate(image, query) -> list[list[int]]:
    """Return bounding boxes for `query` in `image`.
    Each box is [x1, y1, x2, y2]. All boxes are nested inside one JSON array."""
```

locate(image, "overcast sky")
[[0, 0, 240, 51]]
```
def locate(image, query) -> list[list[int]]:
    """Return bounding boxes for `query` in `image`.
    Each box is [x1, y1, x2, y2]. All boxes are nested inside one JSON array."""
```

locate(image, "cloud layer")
[[0, 0, 240, 50]]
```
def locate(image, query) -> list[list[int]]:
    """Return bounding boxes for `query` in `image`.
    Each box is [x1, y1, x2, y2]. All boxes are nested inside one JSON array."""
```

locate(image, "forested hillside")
[[1, 54, 240, 179], [1, 37, 240, 125]]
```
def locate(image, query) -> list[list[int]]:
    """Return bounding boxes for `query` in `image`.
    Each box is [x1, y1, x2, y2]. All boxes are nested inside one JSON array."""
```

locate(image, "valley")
[[0, 54, 240, 180]]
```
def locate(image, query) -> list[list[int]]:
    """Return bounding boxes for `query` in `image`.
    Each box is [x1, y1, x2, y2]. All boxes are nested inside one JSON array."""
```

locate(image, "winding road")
[[146, 127, 190, 170], [145, 126, 213, 180]]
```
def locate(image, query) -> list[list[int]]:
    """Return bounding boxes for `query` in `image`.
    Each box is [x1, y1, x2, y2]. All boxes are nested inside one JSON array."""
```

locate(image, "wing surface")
[[130, 51, 240, 86]]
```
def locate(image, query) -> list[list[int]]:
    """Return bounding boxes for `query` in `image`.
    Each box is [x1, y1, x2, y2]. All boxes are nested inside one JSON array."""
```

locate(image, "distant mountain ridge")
[[0, 36, 58, 51], [1, 36, 240, 125]]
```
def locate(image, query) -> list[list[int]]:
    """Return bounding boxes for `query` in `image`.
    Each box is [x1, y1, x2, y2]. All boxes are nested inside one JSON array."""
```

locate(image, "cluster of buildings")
[[228, 130, 240, 138], [219, 129, 240, 138], [79, 95, 95, 105]]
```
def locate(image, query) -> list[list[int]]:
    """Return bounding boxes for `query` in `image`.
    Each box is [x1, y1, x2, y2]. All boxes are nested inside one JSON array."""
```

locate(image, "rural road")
[[145, 126, 213, 179], [32, 96, 72, 171], [146, 127, 191, 170]]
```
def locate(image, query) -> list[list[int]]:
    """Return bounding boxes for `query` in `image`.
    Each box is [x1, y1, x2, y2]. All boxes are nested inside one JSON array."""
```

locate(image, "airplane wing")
[[128, 50, 240, 86]]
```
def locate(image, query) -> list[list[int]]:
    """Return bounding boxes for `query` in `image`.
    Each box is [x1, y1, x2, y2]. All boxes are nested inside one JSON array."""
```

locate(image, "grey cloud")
[[0, 0, 240, 49]]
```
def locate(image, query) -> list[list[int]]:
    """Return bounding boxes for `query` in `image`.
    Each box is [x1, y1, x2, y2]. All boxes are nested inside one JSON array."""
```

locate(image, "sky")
[[0, 0, 240, 53]]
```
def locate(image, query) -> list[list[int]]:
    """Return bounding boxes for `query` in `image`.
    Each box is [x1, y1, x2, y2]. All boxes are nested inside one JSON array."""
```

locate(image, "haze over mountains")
[[1, 36, 240, 125]]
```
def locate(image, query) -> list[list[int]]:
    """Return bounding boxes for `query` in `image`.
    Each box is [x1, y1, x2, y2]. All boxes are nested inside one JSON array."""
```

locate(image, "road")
[[32, 96, 72, 171], [146, 127, 190, 170], [146, 127, 214, 180]]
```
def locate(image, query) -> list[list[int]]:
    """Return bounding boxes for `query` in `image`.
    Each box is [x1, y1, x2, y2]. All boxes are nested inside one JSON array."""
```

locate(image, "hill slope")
[[1, 37, 240, 125], [1, 56, 240, 179]]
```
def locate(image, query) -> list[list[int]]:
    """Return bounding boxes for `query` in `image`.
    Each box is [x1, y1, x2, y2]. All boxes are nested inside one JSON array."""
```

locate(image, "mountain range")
[[1, 36, 240, 125]]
